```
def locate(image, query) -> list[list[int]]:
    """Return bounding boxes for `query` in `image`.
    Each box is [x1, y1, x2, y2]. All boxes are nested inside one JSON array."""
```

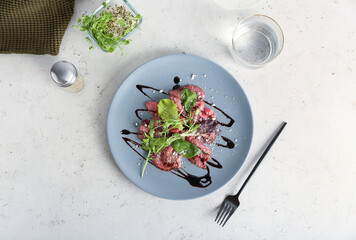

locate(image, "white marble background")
[[0, 0, 355, 239]]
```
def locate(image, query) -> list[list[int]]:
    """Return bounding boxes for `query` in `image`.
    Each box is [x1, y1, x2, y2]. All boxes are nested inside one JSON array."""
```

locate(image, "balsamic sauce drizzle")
[[120, 78, 237, 188], [207, 158, 223, 169], [171, 166, 212, 188], [173, 76, 181, 90], [136, 85, 168, 101], [204, 101, 235, 127], [135, 109, 148, 121], [121, 129, 138, 135], [215, 136, 235, 149], [173, 84, 181, 90], [174, 76, 181, 84]]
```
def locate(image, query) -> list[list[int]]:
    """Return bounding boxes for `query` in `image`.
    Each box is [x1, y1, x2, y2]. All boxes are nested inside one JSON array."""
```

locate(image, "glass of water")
[[231, 14, 284, 68]]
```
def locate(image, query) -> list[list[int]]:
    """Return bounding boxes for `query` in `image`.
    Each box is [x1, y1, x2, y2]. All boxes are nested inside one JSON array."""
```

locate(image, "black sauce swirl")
[[171, 167, 212, 188], [207, 158, 223, 169], [121, 129, 138, 135], [215, 136, 235, 149], [204, 101, 235, 127], [173, 84, 181, 90], [174, 76, 181, 84], [135, 109, 148, 121], [136, 85, 168, 100]]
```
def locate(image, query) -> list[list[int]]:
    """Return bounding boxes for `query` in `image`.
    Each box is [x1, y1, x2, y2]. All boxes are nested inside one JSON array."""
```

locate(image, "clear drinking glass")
[[231, 15, 284, 68]]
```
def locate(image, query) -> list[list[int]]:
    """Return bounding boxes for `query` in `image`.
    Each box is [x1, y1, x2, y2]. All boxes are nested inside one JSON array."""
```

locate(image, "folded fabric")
[[0, 0, 74, 55]]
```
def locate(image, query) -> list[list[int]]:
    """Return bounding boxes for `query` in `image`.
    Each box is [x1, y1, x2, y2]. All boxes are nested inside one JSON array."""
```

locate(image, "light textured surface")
[[0, 0, 355, 239]]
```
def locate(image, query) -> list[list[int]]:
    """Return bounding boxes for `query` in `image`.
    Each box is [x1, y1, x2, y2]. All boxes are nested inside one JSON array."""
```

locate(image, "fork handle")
[[235, 122, 287, 197]]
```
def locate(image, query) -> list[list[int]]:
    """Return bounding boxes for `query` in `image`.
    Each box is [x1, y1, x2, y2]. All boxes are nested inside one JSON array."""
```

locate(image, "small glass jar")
[[86, 0, 142, 53]]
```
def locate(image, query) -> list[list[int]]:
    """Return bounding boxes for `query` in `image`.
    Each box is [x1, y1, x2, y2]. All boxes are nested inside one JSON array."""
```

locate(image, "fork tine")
[[219, 205, 231, 225], [215, 203, 227, 223], [222, 207, 235, 227]]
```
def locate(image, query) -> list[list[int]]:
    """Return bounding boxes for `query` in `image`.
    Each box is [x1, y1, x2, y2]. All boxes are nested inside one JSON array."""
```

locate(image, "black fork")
[[215, 122, 287, 226]]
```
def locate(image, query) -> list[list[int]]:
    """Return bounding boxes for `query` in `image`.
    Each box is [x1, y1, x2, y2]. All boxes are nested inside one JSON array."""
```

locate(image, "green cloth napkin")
[[0, 0, 74, 56]]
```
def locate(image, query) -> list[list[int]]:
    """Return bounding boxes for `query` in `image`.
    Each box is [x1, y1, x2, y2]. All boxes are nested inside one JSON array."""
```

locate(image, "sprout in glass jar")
[[76, 1, 142, 54]]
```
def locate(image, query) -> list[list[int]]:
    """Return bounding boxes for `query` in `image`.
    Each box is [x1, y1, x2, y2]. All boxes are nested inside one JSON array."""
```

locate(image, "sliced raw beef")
[[198, 106, 217, 121], [151, 146, 182, 171], [180, 85, 206, 100], [167, 88, 185, 113], [198, 119, 220, 133], [152, 115, 163, 137], [168, 85, 206, 114], [171, 97, 185, 113], [186, 136, 211, 169], [138, 119, 150, 139], [168, 88, 181, 99], [197, 119, 220, 143], [139, 84, 221, 173], [191, 101, 205, 121], [139, 117, 163, 139], [146, 101, 158, 115]]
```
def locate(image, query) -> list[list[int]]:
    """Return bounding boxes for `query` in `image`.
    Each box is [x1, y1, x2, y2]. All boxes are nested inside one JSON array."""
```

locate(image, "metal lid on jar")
[[50, 61, 78, 87]]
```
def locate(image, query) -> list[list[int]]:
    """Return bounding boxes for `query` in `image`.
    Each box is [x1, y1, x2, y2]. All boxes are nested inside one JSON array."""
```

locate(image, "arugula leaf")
[[171, 139, 202, 158], [149, 137, 168, 153], [158, 99, 180, 121], [148, 118, 154, 129], [140, 135, 172, 177], [142, 135, 181, 154], [141, 135, 168, 177], [141, 137, 150, 152], [181, 89, 197, 113], [157, 99, 183, 130]]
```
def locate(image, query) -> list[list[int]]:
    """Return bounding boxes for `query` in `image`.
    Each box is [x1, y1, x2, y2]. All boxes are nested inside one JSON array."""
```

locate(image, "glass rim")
[[231, 14, 284, 68]]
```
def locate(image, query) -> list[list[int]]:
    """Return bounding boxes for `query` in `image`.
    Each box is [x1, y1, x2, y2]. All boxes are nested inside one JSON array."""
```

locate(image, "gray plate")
[[107, 54, 253, 200]]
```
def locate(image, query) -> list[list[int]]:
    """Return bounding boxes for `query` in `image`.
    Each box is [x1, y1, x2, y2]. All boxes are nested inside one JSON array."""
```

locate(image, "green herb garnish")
[[140, 97, 203, 177], [157, 99, 183, 130], [157, 99, 180, 122], [181, 88, 197, 113], [76, 1, 142, 54], [171, 139, 202, 158]]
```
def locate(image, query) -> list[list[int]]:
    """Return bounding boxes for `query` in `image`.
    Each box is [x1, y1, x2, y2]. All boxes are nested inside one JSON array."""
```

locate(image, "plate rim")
[[107, 53, 254, 200]]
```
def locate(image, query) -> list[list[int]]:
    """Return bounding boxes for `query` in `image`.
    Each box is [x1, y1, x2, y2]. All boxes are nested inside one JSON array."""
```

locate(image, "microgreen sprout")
[[76, 1, 142, 54]]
